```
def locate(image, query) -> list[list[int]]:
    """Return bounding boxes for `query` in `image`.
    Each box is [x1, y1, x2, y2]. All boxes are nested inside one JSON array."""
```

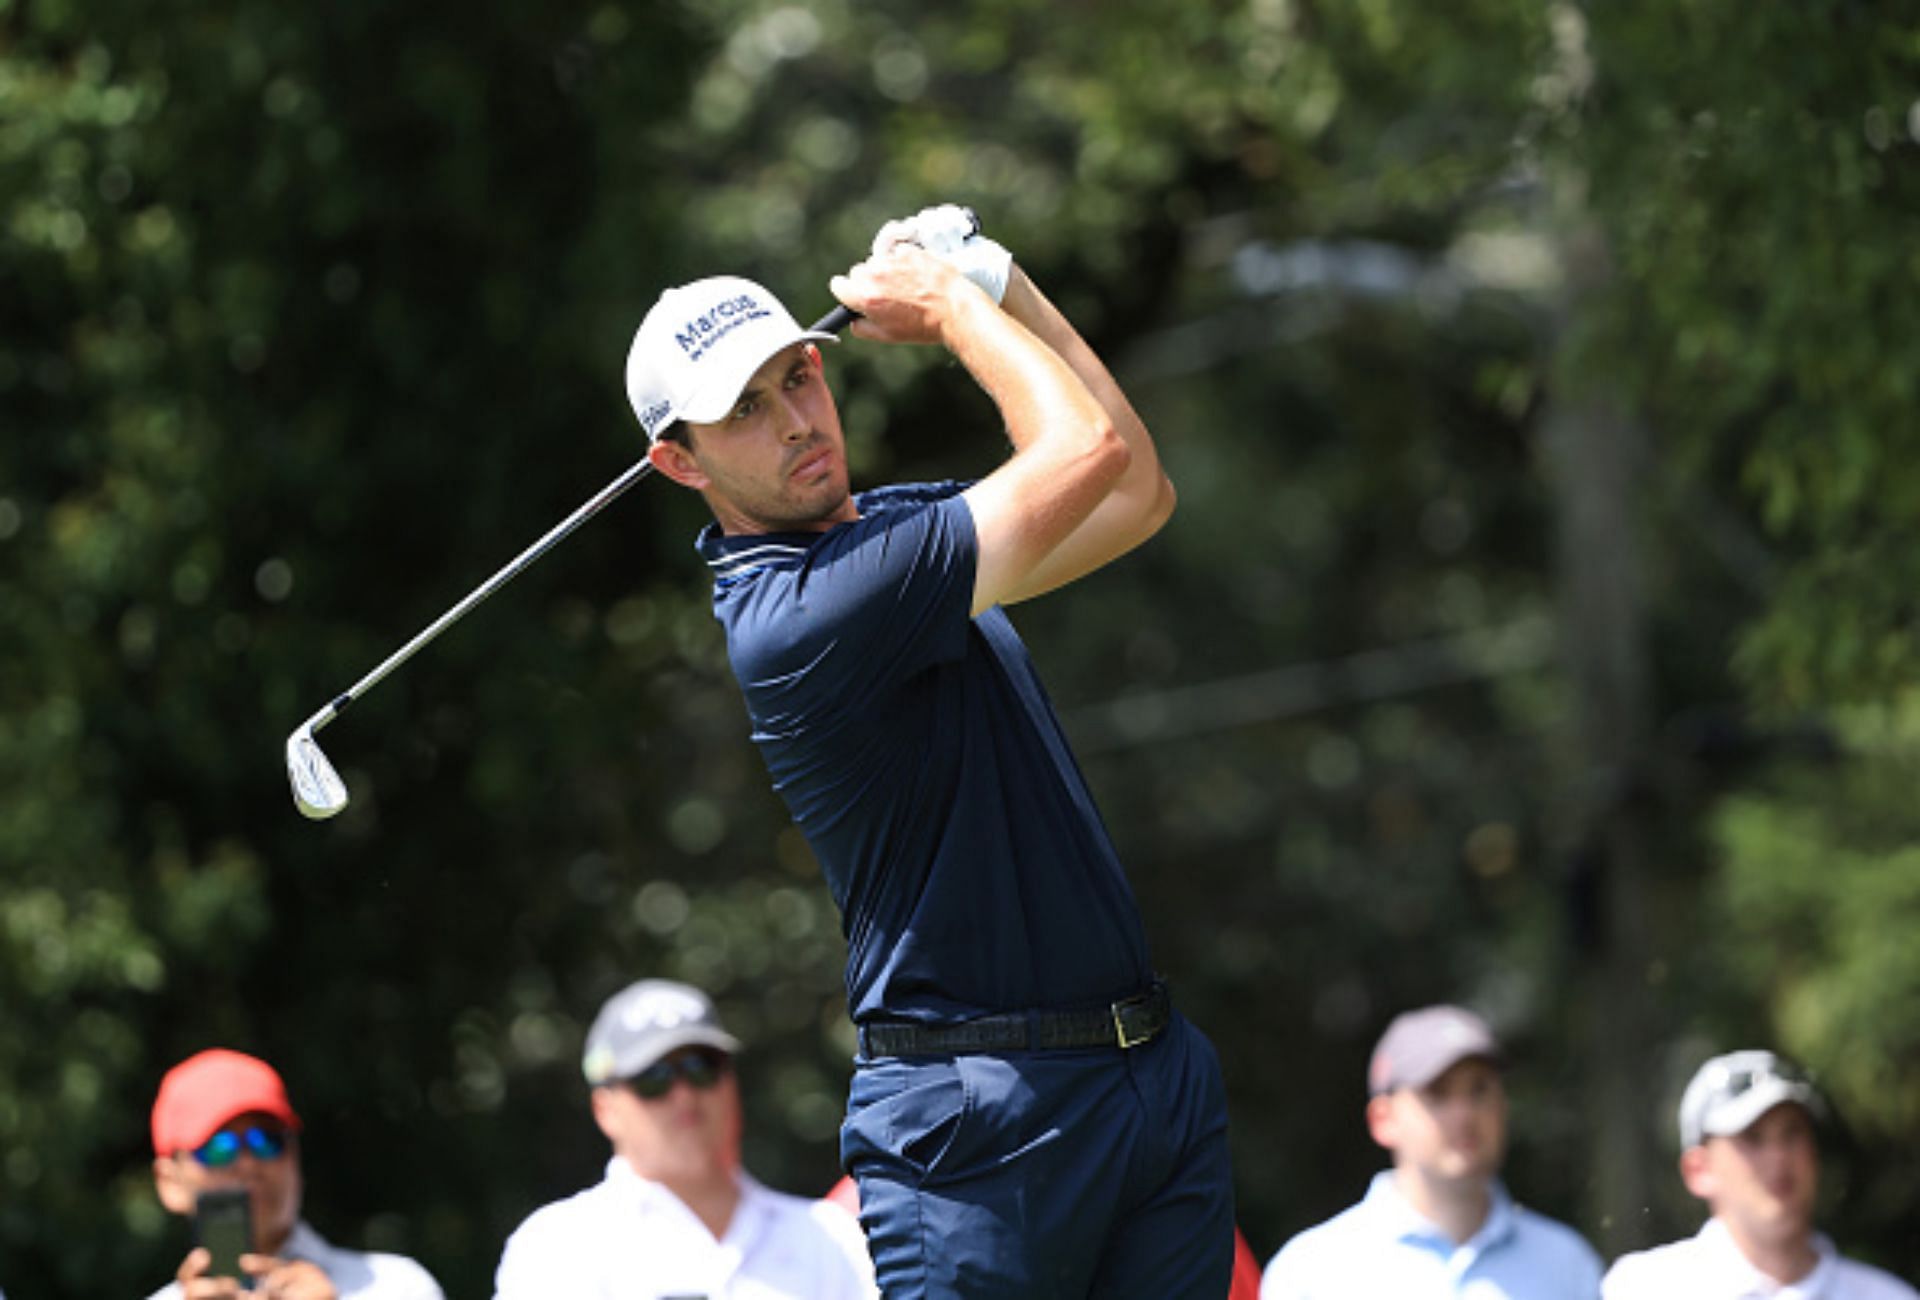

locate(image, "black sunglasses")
[[626, 1047, 731, 1101], [193, 1125, 290, 1168]]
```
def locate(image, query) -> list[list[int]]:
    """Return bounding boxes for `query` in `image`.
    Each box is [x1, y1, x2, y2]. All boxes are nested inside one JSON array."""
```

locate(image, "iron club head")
[[286, 722, 349, 819]]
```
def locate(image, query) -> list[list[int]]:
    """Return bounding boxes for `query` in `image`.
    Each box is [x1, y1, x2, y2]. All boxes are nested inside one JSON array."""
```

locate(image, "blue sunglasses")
[[192, 1125, 290, 1168]]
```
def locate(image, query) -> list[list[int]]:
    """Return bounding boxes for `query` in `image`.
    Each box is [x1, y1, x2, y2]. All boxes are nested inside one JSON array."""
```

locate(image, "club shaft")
[[317, 458, 655, 728], [305, 305, 853, 736]]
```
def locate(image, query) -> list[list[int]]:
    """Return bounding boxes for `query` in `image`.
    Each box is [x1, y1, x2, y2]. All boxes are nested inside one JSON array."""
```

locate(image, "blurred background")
[[4, 0, 1918, 1293]]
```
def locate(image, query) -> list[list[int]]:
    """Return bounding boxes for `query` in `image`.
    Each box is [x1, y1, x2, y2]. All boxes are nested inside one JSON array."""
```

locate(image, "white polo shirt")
[[1604, 1219, 1918, 1300], [146, 1220, 444, 1299], [493, 1158, 878, 1300]]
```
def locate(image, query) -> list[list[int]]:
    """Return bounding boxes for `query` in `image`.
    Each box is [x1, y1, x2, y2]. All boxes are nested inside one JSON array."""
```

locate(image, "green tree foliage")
[[4, 0, 1918, 1293], [1571, 4, 1920, 709], [1706, 708, 1920, 1274], [1561, 3, 1920, 1272]]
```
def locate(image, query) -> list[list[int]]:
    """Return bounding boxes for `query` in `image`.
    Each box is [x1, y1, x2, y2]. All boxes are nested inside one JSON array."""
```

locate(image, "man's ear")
[[648, 437, 709, 491], [152, 1154, 196, 1216], [1365, 1094, 1399, 1153], [589, 1086, 623, 1146], [1679, 1145, 1716, 1201]]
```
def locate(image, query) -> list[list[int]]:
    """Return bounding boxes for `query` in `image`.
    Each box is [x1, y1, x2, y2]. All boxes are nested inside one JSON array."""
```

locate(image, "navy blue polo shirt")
[[697, 481, 1154, 1025]]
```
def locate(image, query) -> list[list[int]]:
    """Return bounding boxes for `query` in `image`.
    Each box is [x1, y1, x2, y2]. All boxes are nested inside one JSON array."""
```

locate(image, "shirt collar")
[[696, 524, 818, 579], [604, 1156, 764, 1238], [694, 483, 947, 579], [282, 1220, 330, 1265], [1696, 1218, 1840, 1298], [1363, 1169, 1517, 1252]]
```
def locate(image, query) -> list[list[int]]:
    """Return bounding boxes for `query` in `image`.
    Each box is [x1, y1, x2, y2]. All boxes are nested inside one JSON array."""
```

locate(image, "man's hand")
[[244, 1255, 339, 1300], [174, 1246, 339, 1300], [829, 245, 997, 347], [869, 204, 1013, 304], [175, 1246, 251, 1299]]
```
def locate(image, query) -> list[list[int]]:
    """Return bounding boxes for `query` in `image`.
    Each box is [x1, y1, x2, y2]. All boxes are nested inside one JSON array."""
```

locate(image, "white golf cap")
[[624, 276, 837, 442], [1677, 1049, 1826, 1148], [581, 979, 742, 1086]]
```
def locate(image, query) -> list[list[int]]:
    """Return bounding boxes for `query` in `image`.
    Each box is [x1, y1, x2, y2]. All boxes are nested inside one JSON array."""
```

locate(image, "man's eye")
[[730, 397, 760, 420], [786, 367, 810, 390]]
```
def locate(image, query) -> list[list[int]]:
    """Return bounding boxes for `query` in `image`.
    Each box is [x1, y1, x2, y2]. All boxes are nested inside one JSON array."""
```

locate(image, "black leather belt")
[[857, 983, 1171, 1058]]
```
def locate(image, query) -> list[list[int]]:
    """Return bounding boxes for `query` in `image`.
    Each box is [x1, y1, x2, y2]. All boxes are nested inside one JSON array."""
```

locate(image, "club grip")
[[812, 304, 859, 334]]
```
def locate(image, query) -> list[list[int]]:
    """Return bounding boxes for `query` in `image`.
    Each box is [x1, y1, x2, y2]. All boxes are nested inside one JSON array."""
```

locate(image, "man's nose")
[[775, 392, 809, 440]]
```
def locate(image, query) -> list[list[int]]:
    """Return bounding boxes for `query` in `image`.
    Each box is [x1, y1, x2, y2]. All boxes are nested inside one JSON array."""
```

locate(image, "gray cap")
[[581, 979, 742, 1086], [1678, 1049, 1825, 1149], [1368, 1005, 1504, 1096]]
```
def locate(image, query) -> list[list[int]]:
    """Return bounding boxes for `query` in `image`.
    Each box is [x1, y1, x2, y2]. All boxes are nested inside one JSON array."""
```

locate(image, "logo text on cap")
[[674, 295, 772, 365]]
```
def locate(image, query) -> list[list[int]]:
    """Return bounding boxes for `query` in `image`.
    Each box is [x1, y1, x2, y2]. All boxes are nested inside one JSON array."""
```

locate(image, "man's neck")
[[637, 1162, 743, 1242], [1393, 1167, 1493, 1246], [257, 1218, 296, 1258], [712, 497, 858, 538], [1719, 1215, 1820, 1285]]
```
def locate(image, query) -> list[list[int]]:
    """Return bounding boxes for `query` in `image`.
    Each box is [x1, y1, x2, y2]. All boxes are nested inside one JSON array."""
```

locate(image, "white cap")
[[1678, 1049, 1825, 1148], [624, 276, 837, 442], [581, 979, 742, 1086], [1367, 1004, 1503, 1096]]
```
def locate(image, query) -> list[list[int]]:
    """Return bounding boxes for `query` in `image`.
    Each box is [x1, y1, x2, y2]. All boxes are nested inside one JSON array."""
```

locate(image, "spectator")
[[493, 979, 876, 1299], [1603, 1049, 1918, 1299], [147, 1048, 444, 1300], [1261, 1005, 1603, 1299]]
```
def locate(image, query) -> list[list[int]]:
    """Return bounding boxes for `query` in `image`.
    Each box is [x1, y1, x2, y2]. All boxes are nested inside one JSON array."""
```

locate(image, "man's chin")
[[783, 481, 853, 524], [1760, 1198, 1815, 1234], [1436, 1154, 1499, 1184]]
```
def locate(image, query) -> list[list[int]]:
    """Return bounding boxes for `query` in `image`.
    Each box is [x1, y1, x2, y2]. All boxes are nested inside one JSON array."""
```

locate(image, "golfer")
[[628, 206, 1233, 1298]]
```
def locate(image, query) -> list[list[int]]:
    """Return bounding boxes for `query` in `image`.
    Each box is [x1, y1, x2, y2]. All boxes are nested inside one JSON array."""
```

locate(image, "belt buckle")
[[1111, 992, 1154, 1049]]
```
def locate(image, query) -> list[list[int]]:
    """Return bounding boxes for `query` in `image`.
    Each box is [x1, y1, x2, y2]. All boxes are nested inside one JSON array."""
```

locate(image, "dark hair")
[[657, 422, 690, 448]]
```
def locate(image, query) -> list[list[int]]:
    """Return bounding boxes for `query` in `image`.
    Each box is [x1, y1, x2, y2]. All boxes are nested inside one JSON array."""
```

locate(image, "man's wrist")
[[995, 265, 1037, 321], [934, 276, 1006, 353]]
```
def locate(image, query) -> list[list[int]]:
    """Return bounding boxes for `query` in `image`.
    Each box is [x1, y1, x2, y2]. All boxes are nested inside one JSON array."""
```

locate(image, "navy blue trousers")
[[841, 1013, 1234, 1299]]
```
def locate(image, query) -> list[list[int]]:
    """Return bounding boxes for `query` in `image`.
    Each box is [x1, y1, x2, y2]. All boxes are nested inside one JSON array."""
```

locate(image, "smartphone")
[[193, 1186, 253, 1286]]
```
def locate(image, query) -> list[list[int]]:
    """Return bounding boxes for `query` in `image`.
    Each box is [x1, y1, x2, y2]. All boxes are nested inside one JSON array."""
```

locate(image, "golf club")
[[286, 305, 856, 819]]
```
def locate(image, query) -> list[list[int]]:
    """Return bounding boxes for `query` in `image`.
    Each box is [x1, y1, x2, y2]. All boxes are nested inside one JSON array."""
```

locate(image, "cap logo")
[[673, 294, 772, 365], [639, 398, 673, 432], [624, 985, 707, 1031]]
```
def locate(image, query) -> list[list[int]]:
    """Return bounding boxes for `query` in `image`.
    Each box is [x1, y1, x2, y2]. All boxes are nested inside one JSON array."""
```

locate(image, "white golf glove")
[[870, 203, 1013, 304]]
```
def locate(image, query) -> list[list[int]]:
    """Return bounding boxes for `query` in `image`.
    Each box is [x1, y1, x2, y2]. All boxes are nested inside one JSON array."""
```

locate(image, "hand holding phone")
[[193, 1187, 254, 1286]]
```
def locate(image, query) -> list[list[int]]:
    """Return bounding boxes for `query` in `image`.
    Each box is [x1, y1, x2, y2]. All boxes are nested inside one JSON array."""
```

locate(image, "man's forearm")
[[975, 266, 1174, 608], [938, 280, 1119, 467], [998, 269, 1164, 486]]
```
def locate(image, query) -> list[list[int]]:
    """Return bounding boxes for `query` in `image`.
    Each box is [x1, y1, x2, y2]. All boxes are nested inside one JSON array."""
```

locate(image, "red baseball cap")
[[151, 1049, 302, 1156]]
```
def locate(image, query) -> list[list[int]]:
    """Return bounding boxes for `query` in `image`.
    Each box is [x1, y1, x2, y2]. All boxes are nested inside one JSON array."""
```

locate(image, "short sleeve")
[[493, 1207, 570, 1300], [1259, 1239, 1311, 1300], [1600, 1253, 1644, 1299], [805, 1201, 881, 1299], [727, 494, 977, 735], [368, 1255, 445, 1300]]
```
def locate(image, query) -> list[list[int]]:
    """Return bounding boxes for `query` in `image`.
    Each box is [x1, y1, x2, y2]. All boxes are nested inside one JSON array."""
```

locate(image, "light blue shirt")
[[1261, 1171, 1603, 1300], [146, 1220, 443, 1300]]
